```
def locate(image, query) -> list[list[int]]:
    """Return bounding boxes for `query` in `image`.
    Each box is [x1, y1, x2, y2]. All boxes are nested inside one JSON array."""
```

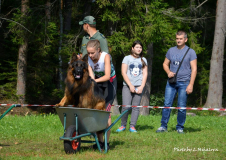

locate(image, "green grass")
[[1, 113, 226, 160]]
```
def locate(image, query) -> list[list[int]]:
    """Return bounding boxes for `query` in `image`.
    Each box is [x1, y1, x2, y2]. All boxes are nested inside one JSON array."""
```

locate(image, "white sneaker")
[[156, 127, 167, 133], [177, 129, 184, 134]]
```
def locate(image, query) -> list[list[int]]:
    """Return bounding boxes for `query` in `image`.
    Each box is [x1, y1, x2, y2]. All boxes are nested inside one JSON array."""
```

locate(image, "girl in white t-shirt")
[[87, 39, 117, 151], [116, 40, 148, 133]]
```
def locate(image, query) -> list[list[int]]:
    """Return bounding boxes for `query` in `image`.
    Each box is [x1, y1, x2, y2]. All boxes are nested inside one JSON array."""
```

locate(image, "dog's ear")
[[82, 54, 88, 63], [71, 52, 78, 62]]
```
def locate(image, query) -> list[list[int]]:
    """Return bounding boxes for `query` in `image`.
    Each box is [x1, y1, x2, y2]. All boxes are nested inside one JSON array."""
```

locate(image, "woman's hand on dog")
[[77, 53, 82, 59]]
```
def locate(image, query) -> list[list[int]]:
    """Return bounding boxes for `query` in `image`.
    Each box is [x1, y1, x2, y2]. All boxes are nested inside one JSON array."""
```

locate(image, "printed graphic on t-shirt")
[[129, 62, 142, 77], [94, 64, 100, 71], [94, 71, 105, 77], [173, 60, 180, 66], [94, 63, 105, 77], [172, 54, 184, 71]]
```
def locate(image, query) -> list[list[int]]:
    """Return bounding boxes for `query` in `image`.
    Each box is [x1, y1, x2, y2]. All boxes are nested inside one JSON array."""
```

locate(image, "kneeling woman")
[[86, 39, 117, 150]]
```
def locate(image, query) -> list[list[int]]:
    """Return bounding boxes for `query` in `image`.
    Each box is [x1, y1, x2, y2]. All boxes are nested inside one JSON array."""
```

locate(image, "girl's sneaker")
[[116, 126, 126, 132], [129, 126, 137, 132]]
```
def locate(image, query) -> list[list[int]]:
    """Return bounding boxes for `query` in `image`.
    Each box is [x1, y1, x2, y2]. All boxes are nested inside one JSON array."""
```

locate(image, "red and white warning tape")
[[113, 105, 226, 111], [0, 104, 52, 106], [0, 104, 225, 111], [0, 104, 74, 107]]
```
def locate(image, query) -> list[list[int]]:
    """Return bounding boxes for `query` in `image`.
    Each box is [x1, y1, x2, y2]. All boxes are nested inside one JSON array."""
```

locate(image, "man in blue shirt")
[[156, 30, 197, 134]]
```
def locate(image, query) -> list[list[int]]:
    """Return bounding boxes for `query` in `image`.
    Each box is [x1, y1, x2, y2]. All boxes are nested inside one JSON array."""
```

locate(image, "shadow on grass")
[[184, 127, 201, 132], [78, 140, 124, 152], [0, 144, 10, 147], [168, 127, 201, 133], [136, 125, 154, 131], [111, 140, 125, 149]]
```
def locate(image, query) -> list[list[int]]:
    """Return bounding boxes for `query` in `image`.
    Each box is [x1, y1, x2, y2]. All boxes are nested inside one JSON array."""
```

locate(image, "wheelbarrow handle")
[[102, 107, 132, 153], [0, 104, 21, 120]]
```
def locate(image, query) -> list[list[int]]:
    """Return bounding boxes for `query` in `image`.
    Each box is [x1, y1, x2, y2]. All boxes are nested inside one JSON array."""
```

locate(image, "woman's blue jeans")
[[161, 81, 189, 130]]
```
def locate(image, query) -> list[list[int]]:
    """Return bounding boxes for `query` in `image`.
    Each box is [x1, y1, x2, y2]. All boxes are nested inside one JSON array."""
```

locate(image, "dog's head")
[[69, 53, 88, 80]]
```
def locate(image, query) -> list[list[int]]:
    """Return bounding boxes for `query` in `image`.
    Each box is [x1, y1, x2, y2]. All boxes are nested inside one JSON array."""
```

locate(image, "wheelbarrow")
[[0, 104, 21, 120], [55, 106, 132, 154]]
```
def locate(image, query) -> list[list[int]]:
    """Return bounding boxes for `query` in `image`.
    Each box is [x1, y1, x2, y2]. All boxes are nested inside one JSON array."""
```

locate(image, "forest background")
[[0, 0, 225, 115]]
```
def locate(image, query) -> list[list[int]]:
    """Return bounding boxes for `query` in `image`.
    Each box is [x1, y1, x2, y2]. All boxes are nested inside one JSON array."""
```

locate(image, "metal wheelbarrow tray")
[[55, 106, 132, 154], [56, 107, 110, 134]]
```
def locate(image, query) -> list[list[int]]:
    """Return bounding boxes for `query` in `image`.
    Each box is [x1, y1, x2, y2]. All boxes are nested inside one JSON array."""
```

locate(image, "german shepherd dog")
[[55, 53, 106, 110]]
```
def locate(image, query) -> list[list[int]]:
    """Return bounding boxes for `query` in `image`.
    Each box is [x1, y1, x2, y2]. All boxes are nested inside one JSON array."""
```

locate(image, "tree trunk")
[[112, 94, 120, 115], [139, 43, 153, 115], [200, 86, 202, 106], [204, 0, 226, 108], [45, 0, 51, 21], [64, 0, 72, 33], [60, 0, 73, 83], [45, 0, 51, 45], [16, 0, 29, 104], [58, 0, 63, 90], [110, 47, 120, 115], [83, 0, 92, 17], [111, 63, 120, 115], [108, 2, 120, 115]]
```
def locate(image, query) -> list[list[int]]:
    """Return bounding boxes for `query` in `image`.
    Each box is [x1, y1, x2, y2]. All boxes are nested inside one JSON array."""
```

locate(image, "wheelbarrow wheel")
[[64, 125, 81, 154]]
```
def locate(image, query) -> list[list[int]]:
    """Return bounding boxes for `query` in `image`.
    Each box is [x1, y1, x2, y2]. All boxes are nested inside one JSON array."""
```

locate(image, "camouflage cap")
[[79, 16, 96, 25]]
